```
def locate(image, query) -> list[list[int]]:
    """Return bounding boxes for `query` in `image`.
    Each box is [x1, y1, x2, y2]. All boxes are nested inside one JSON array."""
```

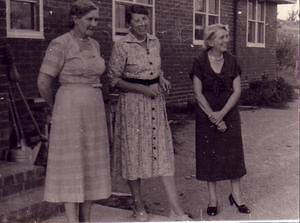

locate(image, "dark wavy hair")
[[125, 5, 149, 25], [69, 0, 98, 28]]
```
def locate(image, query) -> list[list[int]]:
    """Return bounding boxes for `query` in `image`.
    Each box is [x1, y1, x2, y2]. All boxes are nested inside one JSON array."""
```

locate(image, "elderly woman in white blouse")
[[108, 4, 190, 222]]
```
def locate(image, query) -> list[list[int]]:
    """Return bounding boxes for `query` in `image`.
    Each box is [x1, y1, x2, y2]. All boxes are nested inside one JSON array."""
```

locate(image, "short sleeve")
[[232, 58, 242, 79], [107, 41, 127, 87], [39, 39, 65, 78], [189, 57, 203, 80]]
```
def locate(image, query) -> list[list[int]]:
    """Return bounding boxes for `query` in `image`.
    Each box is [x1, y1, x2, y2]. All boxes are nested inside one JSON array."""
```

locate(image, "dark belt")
[[123, 77, 159, 86]]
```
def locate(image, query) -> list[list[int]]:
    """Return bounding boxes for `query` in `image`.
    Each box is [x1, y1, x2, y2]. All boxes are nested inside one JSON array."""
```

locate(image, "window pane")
[[10, 0, 39, 31], [195, 29, 204, 40], [195, 14, 205, 40], [115, 3, 129, 36], [208, 15, 218, 25], [195, 0, 205, 12], [257, 22, 264, 43], [136, 0, 153, 4], [209, 0, 219, 14], [257, 1, 264, 21], [248, 21, 255, 43], [115, 2, 153, 36], [195, 14, 205, 28], [248, 0, 256, 20]]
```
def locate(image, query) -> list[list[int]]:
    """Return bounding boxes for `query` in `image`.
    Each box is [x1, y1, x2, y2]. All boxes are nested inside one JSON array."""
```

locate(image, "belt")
[[60, 83, 102, 88], [123, 77, 159, 86]]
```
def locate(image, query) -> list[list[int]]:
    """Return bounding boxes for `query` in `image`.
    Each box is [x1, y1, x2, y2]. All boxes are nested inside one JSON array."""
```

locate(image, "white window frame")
[[246, 0, 266, 48], [193, 0, 221, 45], [6, 0, 44, 39], [112, 0, 155, 41]]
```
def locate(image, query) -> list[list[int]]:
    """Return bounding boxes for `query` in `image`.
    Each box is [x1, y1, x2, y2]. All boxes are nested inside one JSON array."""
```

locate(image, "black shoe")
[[207, 206, 218, 216], [229, 194, 251, 214]]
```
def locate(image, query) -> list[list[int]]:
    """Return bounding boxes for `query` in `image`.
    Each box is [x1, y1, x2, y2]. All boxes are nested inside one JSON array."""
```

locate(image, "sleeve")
[[189, 57, 203, 80], [107, 41, 127, 87], [156, 38, 165, 78], [39, 39, 65, 78], [232, 58, 242, 79]]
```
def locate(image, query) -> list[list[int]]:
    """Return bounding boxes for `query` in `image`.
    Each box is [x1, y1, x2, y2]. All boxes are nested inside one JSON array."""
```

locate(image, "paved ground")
[[42, 204, 171, 222], [43, 100, 299, 222]]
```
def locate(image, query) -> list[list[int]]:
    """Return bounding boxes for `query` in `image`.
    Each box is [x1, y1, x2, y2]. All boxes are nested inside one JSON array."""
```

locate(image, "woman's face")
[[210, 29, 229, 52], [74, 9, 99, 37], [129, 13, 149, 38]]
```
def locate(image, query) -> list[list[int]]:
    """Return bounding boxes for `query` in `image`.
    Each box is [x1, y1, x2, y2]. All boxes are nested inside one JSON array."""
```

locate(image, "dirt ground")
[[108, 100, 299, 221]]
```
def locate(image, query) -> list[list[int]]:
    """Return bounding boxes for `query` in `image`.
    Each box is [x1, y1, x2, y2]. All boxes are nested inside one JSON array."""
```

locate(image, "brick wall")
[[1, 0, 279, 103], [0, 0, 279, 156]]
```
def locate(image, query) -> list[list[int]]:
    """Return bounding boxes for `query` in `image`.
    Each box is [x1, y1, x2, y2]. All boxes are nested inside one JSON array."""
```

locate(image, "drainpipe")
[[233, 0, 238, 56]]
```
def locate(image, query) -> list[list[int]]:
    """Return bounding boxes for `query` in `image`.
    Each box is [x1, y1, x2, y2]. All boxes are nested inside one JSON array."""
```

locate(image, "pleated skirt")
[[44, 85, 111, 202]]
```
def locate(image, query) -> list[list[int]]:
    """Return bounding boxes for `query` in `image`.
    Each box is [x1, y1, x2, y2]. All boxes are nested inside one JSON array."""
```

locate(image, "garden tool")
[[7, 86, 21, 150], [5, 44, 48, 164], [7, 83, 33, 162]]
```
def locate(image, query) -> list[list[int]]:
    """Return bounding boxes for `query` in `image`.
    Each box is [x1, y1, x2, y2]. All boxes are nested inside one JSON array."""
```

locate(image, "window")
[[193, 0, 220, 45], [6, 0, 44, 39], [112, 0, 155, 40], [247, 0, 266, 47]]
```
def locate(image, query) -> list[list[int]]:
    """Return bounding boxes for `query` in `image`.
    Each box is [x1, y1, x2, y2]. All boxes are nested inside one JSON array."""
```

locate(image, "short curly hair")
[[125, 5, 149, 25], [203, 24, 229, 49], [69, 0, 98, 28]]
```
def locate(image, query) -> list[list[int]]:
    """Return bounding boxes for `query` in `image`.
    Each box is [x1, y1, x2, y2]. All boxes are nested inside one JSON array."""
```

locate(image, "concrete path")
[[42, 204, 171, 222]]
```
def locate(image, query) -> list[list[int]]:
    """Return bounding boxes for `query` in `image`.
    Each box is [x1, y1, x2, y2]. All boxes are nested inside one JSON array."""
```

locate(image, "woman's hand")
[[141, 84, 161, 98], [208, 111, 225, 125], [217, 121, 227, 132], [159, 76, 171, 93]]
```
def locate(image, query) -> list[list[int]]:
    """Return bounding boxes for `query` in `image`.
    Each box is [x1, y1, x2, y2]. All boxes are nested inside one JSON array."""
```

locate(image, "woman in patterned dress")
[[190, 24, 251, 216], [37, 0, 111, 222], [108, 5, 189, 221]]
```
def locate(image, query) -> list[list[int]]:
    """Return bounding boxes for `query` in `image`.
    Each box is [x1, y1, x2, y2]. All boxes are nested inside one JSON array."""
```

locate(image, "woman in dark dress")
[[190, 24, 251, 216]]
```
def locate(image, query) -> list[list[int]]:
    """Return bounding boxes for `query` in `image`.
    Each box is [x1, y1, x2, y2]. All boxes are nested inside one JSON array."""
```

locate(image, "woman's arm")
[[193, 75, 214, 117], [37, 73, 56, 108], [115, 80, 159, 98], [210, 75, 241, 124], [159, 72, 171, 93]]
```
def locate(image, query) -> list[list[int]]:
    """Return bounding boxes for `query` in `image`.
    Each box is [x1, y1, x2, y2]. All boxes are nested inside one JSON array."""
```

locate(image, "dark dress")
[[190, 50, 247, 181]]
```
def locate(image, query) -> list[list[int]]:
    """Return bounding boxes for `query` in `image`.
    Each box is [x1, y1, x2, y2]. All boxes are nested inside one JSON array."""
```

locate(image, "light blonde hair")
[[203, 24, 229, 49]]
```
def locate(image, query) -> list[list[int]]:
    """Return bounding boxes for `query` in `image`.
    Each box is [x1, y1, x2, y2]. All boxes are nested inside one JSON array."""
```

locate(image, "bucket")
[[10, 149, 32, 163]]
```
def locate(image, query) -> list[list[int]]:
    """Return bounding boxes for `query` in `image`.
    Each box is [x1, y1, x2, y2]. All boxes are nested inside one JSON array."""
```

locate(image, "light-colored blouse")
[[40, 32, 106, 85], [108, 32, 163, 87]]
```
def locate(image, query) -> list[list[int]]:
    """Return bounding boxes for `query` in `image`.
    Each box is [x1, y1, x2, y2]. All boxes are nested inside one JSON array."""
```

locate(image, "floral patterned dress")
[[108, 33, 175, 180]]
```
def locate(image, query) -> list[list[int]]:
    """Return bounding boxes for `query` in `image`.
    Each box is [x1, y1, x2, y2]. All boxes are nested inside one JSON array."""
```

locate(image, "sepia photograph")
[[0, 0, 299, 222]]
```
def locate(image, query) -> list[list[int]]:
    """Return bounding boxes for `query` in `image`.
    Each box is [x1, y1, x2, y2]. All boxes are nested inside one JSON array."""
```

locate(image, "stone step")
[[0, 161, 45, 200], [0, 187, 63, 223]]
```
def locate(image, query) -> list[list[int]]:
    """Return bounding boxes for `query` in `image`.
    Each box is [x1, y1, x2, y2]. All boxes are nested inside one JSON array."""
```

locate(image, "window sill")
[[7, 31, 45, 39], [247, 42, 265, 48], [193, 40, 205, 46]]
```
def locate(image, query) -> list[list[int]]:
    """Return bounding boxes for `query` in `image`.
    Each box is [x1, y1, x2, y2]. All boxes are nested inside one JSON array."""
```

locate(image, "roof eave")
[[267, 0, 297, 4]]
